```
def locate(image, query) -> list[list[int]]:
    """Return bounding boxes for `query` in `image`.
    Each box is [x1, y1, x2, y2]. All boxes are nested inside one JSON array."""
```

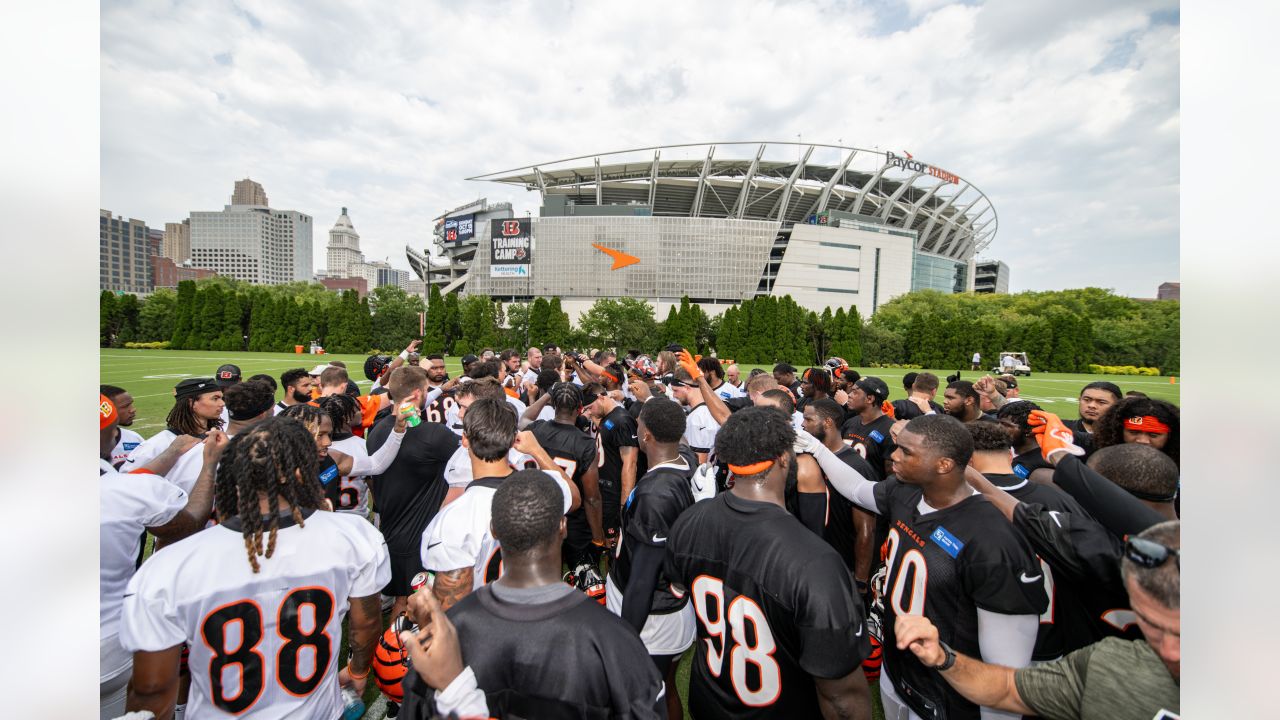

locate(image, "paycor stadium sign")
[[884, 152, 959, 185]]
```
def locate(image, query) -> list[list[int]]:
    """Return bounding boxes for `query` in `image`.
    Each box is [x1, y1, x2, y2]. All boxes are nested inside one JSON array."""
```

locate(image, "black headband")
[[228, 395, 276, 422]]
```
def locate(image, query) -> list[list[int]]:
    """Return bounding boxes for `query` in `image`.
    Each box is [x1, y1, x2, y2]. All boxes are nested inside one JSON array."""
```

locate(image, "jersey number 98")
[[691, 575, 781, 707]]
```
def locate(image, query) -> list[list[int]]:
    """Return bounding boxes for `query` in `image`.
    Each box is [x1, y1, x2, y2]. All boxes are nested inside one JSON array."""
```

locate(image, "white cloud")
[[101, 0, 1178, 296]]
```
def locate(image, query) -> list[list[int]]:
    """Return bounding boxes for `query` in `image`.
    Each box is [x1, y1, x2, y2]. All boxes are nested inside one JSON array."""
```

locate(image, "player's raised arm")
[[895, 614, 1036, 716]]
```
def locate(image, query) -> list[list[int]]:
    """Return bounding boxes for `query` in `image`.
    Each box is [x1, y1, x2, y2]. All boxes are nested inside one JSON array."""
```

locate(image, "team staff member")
[[1061, 381, 1122, 446], [122, 378, 224, 471], [582, 381, 640, 544], [796, 415, 1047, 720], [841, 376, 896, 480], [366, 366, 460, 621], [894, 521, 1180, 720], [606, 398, 696, 720], [121, 417, 391, 719], [666, 406, 872, 719], [399, 472, 666, 719], [101, 384, 143, 467], [99, 395, 221, 718]]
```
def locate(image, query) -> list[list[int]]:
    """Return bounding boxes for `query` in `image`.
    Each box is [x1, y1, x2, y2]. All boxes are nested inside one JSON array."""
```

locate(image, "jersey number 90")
[[691, 575, 781, 707]]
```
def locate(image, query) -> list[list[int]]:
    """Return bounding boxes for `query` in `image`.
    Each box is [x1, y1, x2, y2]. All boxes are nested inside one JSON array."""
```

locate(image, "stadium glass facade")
[[912, 252, 969, 293]]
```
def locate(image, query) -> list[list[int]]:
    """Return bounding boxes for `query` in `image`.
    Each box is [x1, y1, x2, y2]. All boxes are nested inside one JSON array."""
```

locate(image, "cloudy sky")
[[101, 0, 1179, 297]]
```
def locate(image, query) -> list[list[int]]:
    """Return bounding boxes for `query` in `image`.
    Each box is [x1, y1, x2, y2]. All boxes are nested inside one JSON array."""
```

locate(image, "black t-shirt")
[[840, 413, 897, 480], [665, 492, 869, 720], [984, 473, 1099, 661], [317, 455, 341, 509], [400, 585, 664, 719], [891, 398, 944, 421], [596, 406, 639, 501], [873, 478, 1048, 720], [1011, 447, 1054, 480], [529, 419, 598, 544], [365, 413, 459, 555], [1061, 418, 1097, 455], [609, 463, 695, 615]]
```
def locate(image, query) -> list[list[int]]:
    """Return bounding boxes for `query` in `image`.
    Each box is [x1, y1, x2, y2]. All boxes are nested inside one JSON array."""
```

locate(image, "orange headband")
[[1124, 416, 1170, 434], [100, 394, 119, 429], [728, 459, 774, 475], [601, 369, 620, 384]]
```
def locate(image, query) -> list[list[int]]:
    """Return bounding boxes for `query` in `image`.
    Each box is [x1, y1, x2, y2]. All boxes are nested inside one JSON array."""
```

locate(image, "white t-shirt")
[[120, 428, 177, 472], [683, 403, 721, 455], [505, 394, 528, 417], [972, 353, 982, 363], [160, 441, 212, 495], [442, 445, 537, 489], [422, 470, 572, 589], [99, 459, 187, 661], [120, 510, 391, 720], [536, 404, 556, 423], [110, 428, 145, 468], [711, 380, 746, 401]]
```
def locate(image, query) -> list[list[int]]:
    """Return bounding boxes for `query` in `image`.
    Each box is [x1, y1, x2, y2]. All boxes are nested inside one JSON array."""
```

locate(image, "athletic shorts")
[[384, 549, 425, 597]]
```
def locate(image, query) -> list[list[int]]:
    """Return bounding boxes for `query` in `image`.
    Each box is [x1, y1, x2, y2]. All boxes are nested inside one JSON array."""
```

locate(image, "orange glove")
[[881, 400, 896, 419], [1027, 410, 1085, 461], [678, 350, 702, 381]]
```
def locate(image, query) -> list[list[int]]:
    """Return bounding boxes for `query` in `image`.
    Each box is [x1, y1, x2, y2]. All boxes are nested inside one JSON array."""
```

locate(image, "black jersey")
[[891, 398, 945, 421], [840, 412, 897, 480], [1060, 418, 1097, 455], [665, 492, 869, 720], [399, 585, 664, 720], [529, 419, 599, 546], [873, 478, 1047, 720], [984, 473, 1099, 661], [365, 414, 458, 555], [609, 463, 695, 615], [816, 446, 877, 572], [597, 405, 640, 498], [1011, 447, 1054, 481]]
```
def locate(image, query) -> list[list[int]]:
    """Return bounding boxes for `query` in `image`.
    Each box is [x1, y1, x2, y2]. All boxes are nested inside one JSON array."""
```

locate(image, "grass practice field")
[[101, 348, 1180, 718], [101, 348, 1180, 435]]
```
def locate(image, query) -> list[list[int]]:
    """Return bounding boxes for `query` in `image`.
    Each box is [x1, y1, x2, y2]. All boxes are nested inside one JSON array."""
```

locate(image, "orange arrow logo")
[[592, 243, 640, 270]]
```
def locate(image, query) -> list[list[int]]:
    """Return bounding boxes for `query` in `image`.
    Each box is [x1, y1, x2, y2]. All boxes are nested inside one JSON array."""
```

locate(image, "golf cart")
[[992, 352, 1031, 376]]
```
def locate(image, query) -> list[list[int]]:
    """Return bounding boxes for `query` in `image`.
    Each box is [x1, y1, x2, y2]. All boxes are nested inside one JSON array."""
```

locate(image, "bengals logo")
[[515, 248, 527, 260], [446, 229, 458, 241], [500, 220, 522, 236], [100, 400, 113, 419]]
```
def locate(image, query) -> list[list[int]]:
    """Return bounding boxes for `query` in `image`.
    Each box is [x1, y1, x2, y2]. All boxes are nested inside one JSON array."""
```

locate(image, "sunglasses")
[[1125, 537, 1179, 570]]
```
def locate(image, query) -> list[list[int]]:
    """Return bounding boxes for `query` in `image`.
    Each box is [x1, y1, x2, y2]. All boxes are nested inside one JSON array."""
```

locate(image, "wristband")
[[399, 350, 410, 360], [347, 663, 370, 679], [592, 538, 605, 547]]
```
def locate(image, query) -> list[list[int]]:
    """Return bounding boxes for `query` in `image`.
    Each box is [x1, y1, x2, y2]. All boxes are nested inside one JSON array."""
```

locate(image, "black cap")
[[175, 377, 219, 400], [215, 364, 241, 387], [855, 376, 890, 403], [664, 343, 685, 354], [461, 354, 479, 365]]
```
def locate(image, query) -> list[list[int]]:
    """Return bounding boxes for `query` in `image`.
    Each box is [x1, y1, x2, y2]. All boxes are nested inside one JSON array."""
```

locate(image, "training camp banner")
[[490, 218, 532, 278]]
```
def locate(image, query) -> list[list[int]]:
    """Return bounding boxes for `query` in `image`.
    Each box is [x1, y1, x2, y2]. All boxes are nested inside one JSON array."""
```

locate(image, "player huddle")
[[99, 344, 1181, 719]]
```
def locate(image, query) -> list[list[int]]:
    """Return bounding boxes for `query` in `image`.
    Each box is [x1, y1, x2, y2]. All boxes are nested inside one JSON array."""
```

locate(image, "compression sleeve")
[[621, 543, 666, 633], [808, 443, 879, 512], [975, 608, 1039, 720], [434, 666, 490, 718], [348, 425, 404, 476], [1051, 455, 1165, 539]]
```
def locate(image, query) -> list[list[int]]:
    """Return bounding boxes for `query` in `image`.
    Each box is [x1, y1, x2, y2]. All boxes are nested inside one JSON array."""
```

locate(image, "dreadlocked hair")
[[166, 394, 223, 435], [279, 403, 327, 439], [215, 416, 325, 574], [316, 393, 360, 432]]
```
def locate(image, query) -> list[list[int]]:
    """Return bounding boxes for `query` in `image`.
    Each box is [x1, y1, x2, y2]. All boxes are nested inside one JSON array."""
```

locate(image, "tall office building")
[[973, 260, 1011, 294], [326, 207, 364, 278], [162, 219, 191, 264], [100, 209, 153, 294], [1157, 282, 1180, 301], [232, 178, 269, 206], [189, 181, 313, 285]]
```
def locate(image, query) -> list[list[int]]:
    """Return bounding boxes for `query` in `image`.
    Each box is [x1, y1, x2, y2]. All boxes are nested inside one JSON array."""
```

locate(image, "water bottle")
[[341, 687, 365, 719]]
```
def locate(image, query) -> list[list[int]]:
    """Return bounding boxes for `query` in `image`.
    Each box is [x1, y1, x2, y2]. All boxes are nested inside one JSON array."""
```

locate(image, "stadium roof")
[[469, 142, 997, 260]]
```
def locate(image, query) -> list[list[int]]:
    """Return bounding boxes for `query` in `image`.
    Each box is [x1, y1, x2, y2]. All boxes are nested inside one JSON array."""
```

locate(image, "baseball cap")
[[855, 376, 890, 403], [664, 343, 685, 354], [999, 374, 1018, 389], [461, 354, 479, 365], [215, 363, 242, 387], [308, 364, 330, 376], [174, 377, 219, 400], [99, 394, 118, 429], [580, 387, 607, 406], [659, 373, 690, 387]]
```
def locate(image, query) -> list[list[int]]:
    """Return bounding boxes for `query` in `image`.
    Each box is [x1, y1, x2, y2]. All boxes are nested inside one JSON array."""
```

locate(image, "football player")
[[582, 381, 640, 546], [666, 406, 872, 719], [121, 378, 224, 471], [274, 368, 314, 415], [120, 416, 391, 718], [841, 376, 897, 480], [101, 384, 143, 468]]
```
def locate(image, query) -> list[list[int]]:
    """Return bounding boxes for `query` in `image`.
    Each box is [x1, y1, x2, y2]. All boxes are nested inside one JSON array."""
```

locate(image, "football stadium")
[[408, 142, 997, 319]]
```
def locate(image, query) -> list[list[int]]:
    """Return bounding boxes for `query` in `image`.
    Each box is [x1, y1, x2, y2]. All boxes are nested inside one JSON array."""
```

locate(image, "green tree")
[[528, 297, 551, 348], [213, 292, 244, 351], [546, 297, 572, 349], [170, 281, 197, 348], [370, 285, 423, 352], [138, 288, 177, 343], [115, 293, 142, 345], [100, 291, 120, 347], [443, 291, 462, 350], [422, 285, 448, 354], [578, 297, 658, 351]]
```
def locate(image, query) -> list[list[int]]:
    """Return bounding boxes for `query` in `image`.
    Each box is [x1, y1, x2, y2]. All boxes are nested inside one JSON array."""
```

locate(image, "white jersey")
[[110, 428, 145, 468], [422, 470, 572, 589], [162, 441, 212, 495], [442, 445, 537, 489], [120, 428, 177, 472], [682, 403, 721, 455], [329, 435, 372, 518], [505, 393, 527, 417], [100, 459, 187, 646], [711, 380, 746, 401], [121, 510, 391, 720]]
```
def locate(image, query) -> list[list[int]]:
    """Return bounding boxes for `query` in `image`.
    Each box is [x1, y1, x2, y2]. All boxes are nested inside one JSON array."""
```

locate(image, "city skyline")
[[102, 0, 1180, 297]]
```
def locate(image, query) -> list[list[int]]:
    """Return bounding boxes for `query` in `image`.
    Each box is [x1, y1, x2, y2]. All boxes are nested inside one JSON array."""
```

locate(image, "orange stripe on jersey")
[[127, 468, 156, 475]]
